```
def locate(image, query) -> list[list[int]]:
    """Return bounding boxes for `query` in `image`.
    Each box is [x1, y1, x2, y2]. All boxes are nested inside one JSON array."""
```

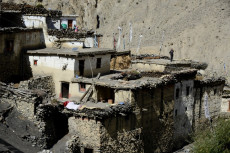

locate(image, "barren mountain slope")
[[3, 0, 230, 81]]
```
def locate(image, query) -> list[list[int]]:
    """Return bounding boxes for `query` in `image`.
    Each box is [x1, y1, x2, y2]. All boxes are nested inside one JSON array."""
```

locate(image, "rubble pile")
[[19, 76, 55, 99], [0, 82, 42, 99], [191, 61, 208, 70], [132, 54, 170, 60], [1, 2, 62, 17], [111, 71, 142, 81], [47, 29, 100, 39], [65, 103, 133, 119], [0, 27, 42, 33], [141, 71, 170, 78]]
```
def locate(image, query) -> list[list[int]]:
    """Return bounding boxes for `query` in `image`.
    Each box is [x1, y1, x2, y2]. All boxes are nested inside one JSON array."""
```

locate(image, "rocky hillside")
[[3, 0, 230, 81]]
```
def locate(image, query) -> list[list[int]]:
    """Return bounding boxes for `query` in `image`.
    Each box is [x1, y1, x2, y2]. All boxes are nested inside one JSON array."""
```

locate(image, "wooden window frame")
[[79, 83, 86, 92]]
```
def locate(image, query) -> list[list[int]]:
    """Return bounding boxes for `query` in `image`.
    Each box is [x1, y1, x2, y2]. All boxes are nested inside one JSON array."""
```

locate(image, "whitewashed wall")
[[23, 15, 54, 47], [29, 54, 112, 98]]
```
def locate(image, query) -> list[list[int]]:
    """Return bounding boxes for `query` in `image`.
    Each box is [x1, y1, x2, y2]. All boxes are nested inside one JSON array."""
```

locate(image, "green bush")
[[193, 119, 230, 153], [36, 4, 44, 8]]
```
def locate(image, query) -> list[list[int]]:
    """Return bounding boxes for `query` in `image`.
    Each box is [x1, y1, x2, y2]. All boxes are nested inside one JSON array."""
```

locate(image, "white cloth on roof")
[[66, 102, 81, 110]]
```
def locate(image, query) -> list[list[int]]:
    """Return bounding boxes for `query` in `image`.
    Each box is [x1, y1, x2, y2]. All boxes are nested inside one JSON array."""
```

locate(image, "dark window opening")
[[95, 0, 98, 8], [185, 107, 187, 111], [68, 20, 73, 29], [176, 88, 179, 99], [214, 89, 217, 95], [79, 83, 86, 92], [175, 109, 177, 116], [34, 60, 38, 66], [79, 60, 85, 76], [228, 101, 230, 111], [186, 86, 190, 96], [97, 86, 114, 103], [5, 40, 14, 53], [61, 82, 69, 98], [96, 15, 100, 29], [84, 148, 93, 153], [96, 58, 101, 68]]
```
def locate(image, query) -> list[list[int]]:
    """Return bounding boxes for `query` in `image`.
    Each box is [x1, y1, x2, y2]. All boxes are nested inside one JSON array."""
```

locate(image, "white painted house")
[[22, 14, 82, 48], [60, 15, 78, 29], [27, 48, 116, 99]]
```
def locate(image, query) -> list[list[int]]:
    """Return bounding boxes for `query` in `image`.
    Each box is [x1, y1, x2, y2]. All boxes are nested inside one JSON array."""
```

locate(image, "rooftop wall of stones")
[[0, 29, 45, 82], [19, 76, 55, 98], [132, 85, 175, 152]]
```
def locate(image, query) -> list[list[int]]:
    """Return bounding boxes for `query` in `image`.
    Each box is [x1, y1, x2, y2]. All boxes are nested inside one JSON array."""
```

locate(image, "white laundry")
[[66, 102, 81, 110]]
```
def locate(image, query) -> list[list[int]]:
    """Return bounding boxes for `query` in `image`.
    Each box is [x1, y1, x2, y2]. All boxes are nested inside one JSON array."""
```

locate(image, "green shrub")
[[193, 119, 230, 153], [36, 4, 44, 8]]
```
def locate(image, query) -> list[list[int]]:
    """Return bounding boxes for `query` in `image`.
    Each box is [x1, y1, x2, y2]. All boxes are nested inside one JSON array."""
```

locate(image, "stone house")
[[0, 27, 45, 82], [71, 63, 225, 152], [64, 103, 143, 153], [27, 48, 116, 99]]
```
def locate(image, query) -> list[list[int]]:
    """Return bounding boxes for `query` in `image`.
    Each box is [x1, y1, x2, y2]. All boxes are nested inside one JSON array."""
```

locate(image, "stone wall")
[[67, 115, 143, 153], [193, 81, 224, 130], [68, 116, 101, 150], [19, 75, 55, 98]]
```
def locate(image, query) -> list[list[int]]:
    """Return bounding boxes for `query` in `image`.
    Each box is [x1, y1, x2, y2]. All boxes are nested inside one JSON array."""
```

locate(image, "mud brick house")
[[27, 48, 116, 99], [71, 59, 225, 152], [0, 28, 45, 82], [62, 103, 143, 153]]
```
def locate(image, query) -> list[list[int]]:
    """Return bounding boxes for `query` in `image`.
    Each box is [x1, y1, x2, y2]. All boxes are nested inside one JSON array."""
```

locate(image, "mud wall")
[[133, 86, 175, 153], [173, 80, 194, 147], [193, 82, 224, 130], [0, 29, 45, 83], [68, 115, 143, 153]]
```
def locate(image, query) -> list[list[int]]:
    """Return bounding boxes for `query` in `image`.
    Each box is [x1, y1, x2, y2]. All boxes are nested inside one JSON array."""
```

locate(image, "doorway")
[[68, 20, 73, 29], [79, 60, 85, 76], [61, 82, 69, 98], [84, 148, 93, 153]]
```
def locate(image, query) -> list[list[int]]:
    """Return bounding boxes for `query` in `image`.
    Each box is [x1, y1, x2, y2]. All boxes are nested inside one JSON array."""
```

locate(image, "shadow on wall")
[[0, 30, 46, 83], [1, 13, 25, 27]]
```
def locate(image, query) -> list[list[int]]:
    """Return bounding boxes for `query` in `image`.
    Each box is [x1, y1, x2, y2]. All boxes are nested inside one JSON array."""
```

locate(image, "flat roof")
[[27, 48, 116, 57], [61, 15, 79, 17], [0, 27, 42, 33], [132, 59, 192, 66], [72, 69, 198, 89]]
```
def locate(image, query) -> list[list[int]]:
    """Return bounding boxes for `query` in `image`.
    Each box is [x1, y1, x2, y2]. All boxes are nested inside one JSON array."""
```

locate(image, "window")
[[79, 83, 86, 92], [96, 58, 101, 69], [175, 109, 177, 116], [228, 101, 230, 112], [5, 40, 14, 53], [186, 86, 190, 96], [34, 60, 38, 66], [214, 89, 217, 95], [176, 88, 179, 99]]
